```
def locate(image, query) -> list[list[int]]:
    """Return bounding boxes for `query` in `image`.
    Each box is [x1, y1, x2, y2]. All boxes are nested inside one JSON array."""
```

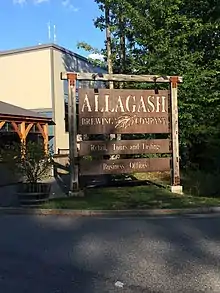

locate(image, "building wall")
[[0, 44, 106, 153], [52, 48, 106, 152], [0, 49, 52, 109]]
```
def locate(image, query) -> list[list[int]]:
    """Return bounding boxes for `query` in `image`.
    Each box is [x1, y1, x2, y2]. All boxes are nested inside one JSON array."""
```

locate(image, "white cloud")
[[13, 0, 26, 5], [13, 0, 49, 5], [34, 0, 49, 4], [62, 0, 79, 12], [88, 53, 104, 61]]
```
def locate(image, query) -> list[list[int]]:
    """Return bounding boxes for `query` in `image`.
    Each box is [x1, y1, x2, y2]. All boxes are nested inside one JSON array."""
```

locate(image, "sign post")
[[67, 73, 79, 194], [61, 72, 183, 194], [170, 77, 182, 194]]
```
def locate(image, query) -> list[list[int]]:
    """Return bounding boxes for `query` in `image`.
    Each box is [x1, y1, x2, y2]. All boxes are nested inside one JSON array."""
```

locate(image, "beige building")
[[0, 43, 106, 152]]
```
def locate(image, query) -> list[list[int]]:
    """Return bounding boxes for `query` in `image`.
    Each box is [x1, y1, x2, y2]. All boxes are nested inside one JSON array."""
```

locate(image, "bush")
[[182, 169, 220, 197], [0, 141, 53, 183]]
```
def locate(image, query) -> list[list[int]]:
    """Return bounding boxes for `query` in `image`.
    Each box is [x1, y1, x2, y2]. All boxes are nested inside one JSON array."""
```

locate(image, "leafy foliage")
[[76, 42, 107, 68], [78, 0, 220, 171], [0, 141, 53, 183]]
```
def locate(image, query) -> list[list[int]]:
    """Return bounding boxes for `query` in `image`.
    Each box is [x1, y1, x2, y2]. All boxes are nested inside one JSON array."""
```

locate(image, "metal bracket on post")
[[67, 73, 80, 195], [170, 76, 183, 194]]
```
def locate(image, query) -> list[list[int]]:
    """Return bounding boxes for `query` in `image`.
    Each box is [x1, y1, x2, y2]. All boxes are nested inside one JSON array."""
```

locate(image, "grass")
[[41, 168, 220, 210], [134, 171, 170, 186], [181, 169, 220, 197], [42, 184, 220, 210]]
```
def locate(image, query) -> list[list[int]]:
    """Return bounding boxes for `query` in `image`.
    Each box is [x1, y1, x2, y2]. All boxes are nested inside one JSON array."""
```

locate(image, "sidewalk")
[[1, 206, 220, 217]]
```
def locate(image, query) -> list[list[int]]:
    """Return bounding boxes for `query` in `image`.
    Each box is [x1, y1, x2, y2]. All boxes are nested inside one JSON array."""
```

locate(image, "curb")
[[1, 207, 220, 217]]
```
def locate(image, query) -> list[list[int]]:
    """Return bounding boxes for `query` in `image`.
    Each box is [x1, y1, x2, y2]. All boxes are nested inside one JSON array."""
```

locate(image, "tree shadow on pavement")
[[0, 214, 220, 292]]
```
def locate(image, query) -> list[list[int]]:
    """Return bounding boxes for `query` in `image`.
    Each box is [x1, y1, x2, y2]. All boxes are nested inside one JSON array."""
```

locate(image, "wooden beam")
[[11, 121, 22, 139], [43, 123, 49, 154], [36, 123, 46, 139], [0, 115, 53, 125], [61, 72, 183, 83], [170, 76, 181, 186], [37, 123, 49, 154], [67, 73, 79, 192], [19, 122, 26, 158], [25, 123, 34, 137], [0, 121, 6, 130], [20, 122, 26, 143]]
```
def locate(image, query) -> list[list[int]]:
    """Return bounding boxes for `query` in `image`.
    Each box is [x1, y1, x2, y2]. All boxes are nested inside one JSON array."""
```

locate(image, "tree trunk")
[[105, 5, 113, 89], [105, 4, 118, 155], [119, 13, 126, 78], [117, 9, 126, 141]]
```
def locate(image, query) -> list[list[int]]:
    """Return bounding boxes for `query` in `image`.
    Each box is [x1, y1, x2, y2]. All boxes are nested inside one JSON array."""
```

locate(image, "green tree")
[[79, 0, 220, 169]]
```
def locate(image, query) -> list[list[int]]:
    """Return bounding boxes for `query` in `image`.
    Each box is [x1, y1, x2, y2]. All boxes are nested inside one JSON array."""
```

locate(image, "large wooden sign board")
[[61, 72, 182, 193], [78, 89, 169, 134], [80, 158, 170, 176], [79, 139, 170, 156]]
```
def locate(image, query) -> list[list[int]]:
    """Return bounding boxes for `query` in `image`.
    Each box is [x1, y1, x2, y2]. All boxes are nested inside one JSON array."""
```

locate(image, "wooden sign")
[[80, 157, 170, 176], [79, 139, 170, 156], [78, 89, 169, 134]]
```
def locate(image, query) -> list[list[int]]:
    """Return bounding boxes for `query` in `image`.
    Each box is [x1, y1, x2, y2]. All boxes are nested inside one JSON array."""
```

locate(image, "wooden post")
[[43, 123, 49, 154], [11, 121, 26, 157], [67, 73, 79, 194], [20, 122, 26, 144], [0, 121, 5, 129], [20, 122, 26, 157], [36, 122, 49, 154], [170, 76, 183, 194]]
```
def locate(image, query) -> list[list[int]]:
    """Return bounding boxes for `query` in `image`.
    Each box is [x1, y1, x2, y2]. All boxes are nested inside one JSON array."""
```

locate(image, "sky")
[[0, 0, 105, 58]]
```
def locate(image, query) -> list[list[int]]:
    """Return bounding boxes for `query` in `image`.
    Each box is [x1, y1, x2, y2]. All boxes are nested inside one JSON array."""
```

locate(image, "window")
[[36, 109, 54, 151], [63, 78, 106, 133], [64, 100, 69, 132], [64, 80, 79, 133], [64, 100, 79, 133]]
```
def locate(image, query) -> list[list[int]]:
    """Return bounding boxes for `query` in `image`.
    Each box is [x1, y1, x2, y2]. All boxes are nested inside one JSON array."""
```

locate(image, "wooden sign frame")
[[61, 72, 182, 193]]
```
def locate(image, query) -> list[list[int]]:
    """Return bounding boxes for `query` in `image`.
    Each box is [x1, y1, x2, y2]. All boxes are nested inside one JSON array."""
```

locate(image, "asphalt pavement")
[[0, 214, 220, 292]]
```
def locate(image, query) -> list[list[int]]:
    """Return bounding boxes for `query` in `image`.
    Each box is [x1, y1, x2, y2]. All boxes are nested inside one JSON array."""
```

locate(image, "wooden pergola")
[[0, 101, 54, 153]]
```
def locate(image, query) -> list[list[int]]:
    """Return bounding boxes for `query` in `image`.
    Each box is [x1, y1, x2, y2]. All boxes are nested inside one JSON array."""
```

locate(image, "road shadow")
[[1, 214, 220, 292]]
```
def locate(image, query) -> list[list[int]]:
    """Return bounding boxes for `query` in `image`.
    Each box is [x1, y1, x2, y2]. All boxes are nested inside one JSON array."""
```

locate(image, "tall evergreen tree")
[[78, 0, 220, 169]]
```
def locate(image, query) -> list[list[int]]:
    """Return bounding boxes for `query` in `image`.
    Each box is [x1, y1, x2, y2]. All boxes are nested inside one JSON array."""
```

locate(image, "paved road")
[[0, 214, 220, 292]]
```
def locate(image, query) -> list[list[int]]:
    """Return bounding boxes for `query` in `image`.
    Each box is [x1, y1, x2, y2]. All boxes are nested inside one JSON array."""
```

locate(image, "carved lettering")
[[79, 140, 170, 156], [113, 144, 127, 151], [137, 96, 147, 112], [94, 94, 99, 112], [114, 96, 125, 112], [81, 94, 92, 112], [129, 161, 149, 169], [80, 158, 170, 175], [103, 163, 125, 171], [130, 143, 140, 150], [81, 116, 167, 127], [91, 144, 107, 151], [80, 92, 167, 114], [161, 96, 166, 112], [79, 89, 169, 134], [125, 96, 136, 112], [147, 96, 155, 112]]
